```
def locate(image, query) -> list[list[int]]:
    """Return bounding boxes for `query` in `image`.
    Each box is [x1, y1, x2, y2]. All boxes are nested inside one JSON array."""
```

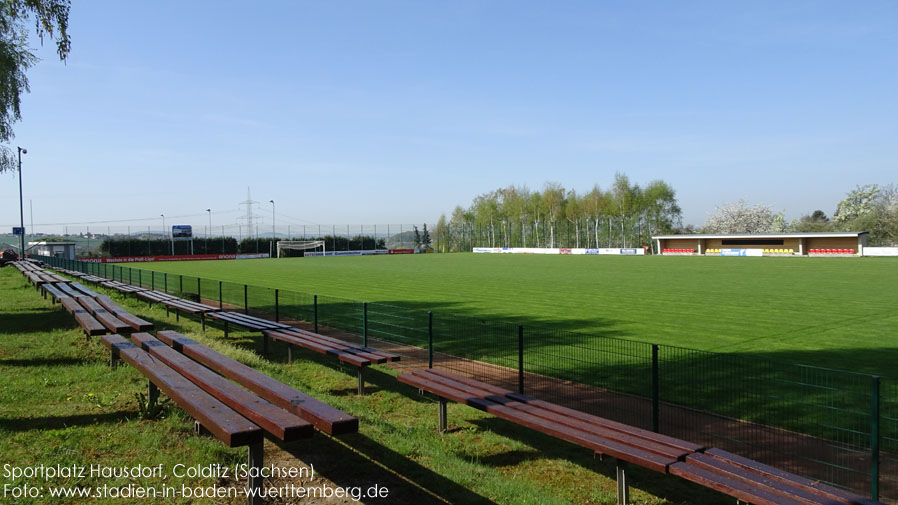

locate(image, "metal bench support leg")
[[175, 309, 179, 322], [224, 321, 229, 338], [109, 348, 119, 368], [357, 367, 365, 396], [262, 333, 268, 355], [616, 459, 629, 505], [438, 398, 447, 433], [287, 344, 292, 364], [201, 314, 205, 332], [247, 442, 263, 505], [148, 380, 159, 408]]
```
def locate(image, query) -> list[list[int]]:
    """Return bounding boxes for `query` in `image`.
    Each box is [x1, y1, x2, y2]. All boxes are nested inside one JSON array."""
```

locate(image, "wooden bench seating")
[[207, 311, 293, 336], [399, 369, 883, 505], [263, 327, 400, 395], [80, 274, 108, 284], [135, 289, 178, 304], [101, 334, 267, 505], [94, 295, 154, 332], [155, 330, 358, 436], [129, 333, 314, 441], [40, 282, 68, 303], [77, 296, 132, 334], [134, 290, 219, 329], [669, 449, 881, 505], [55, 282, 87, 299], [100, 280, 147, 294], [60, 297, 107, 336], [69, 282, 99, 297]]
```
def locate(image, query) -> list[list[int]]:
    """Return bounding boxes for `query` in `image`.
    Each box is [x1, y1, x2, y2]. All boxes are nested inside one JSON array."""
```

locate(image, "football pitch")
[[135, 254, 898, 375]]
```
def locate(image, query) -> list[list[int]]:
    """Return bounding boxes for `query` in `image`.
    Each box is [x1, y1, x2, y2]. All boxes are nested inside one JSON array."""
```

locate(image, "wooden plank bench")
[[263, 327, 400, 395], [55, 282, 88, 299], [135, 289, 178, 304], [80, 274, 108, 284], [399, 368, 703, 504], [69, 282, 99, 297], [40, 283, 69, 304], [157, 297, 220, 330], [669, 448, 882, 505], [155, 330, 358, 436], [60, 297, 107, 336], [101, 334, 266, 505], [101, 280, 147, 294], [207, 311, 293, 337], [38, 273, 70, 284], [129, 332, 314, 441], [77, 296, 132, 334], [94, 295, 154, 332]]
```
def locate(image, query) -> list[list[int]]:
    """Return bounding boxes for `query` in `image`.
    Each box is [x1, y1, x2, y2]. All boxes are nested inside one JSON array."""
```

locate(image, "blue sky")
[[2, 0, 896, 234]]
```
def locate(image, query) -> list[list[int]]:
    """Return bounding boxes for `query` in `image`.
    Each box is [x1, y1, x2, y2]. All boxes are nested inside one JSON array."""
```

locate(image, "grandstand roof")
[[651, 232, 868, 240]]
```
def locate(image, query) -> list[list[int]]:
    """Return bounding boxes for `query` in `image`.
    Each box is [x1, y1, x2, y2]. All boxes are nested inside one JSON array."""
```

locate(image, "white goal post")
[[276, 240, 326, 258]]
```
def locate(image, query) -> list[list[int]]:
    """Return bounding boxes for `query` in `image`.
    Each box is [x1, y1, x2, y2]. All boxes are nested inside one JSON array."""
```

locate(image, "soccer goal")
[[276, 240, 326, 258]]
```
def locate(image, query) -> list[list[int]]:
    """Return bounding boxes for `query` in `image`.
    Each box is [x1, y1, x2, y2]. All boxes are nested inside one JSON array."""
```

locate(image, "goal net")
[[276, 240, 326, 258]]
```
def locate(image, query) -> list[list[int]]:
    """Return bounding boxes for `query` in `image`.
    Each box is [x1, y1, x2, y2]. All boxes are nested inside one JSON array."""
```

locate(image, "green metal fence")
[[39, 255, 897, 501]]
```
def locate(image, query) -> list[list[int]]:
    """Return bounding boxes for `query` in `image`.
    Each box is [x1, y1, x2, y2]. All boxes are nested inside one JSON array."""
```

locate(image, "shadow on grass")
[[0, 410, 134, 432], [0, 357, 91, 367], [279, 432, 498, 505], [0, 308, 75, 333]]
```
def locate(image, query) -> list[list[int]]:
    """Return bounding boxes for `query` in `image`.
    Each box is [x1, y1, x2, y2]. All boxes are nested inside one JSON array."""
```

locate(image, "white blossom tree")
[[704, 200, 783, 234]]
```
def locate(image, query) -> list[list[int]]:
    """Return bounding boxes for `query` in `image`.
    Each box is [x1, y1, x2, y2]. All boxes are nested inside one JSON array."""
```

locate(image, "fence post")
[[518, 325, 524, 395], [138, 269, 141, 288], [164, 272, 167, 293], [313, 295, 318, 333], [179, 275, 183, 295], [872, 376, 881, 501], [275, 289, 279, 323], [358, 303, 366, 347], [652, 344, 660, 433], [244, 284, 248, 315], [128, 268, 132, 285], [218, 281, 222, 309], [151, 271, 154, 291], [428, 311, 434, 368], [197, 278, 201, 301]]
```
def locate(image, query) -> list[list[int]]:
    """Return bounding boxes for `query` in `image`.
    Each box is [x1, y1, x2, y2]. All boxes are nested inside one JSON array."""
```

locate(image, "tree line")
[[431, 173, 682, 253], [702, 184, 898, 246]]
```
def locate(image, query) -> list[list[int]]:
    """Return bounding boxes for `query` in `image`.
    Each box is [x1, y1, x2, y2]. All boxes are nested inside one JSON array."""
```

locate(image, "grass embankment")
[[136, 254, 898, 375], [0, 266, 727, 504]]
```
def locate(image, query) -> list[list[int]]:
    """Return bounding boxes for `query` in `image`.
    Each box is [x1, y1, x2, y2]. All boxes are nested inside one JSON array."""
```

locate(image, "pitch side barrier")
[[31, 253, 898, 501], [473, 247, 645, 255], [79, 253, 270, 264]]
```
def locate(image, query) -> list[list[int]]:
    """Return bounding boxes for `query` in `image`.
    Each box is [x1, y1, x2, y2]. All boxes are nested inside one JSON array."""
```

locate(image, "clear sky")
[[2, 0, 896, 234]]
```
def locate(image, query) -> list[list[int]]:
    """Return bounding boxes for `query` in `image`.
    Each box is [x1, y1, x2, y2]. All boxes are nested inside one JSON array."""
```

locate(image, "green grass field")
[[133, 254, 898, 376]]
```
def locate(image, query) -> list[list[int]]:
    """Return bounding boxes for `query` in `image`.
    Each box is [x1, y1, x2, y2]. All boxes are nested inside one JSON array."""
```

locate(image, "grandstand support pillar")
[[438, 398, 447, 433], [247, 442, 263, 505], [616, 459, 629, 505]]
